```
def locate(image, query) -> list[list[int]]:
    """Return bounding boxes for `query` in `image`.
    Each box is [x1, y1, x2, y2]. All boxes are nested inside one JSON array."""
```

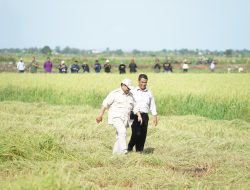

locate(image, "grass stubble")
[[0, 73, 249, 189]]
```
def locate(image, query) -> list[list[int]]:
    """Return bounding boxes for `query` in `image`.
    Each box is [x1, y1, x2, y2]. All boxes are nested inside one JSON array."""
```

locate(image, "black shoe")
[[136, 149, 143, 153], [127, 146, 133, 152]]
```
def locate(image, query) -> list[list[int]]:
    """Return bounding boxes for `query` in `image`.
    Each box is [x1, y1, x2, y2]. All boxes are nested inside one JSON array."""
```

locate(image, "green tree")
[[55, 46, 61, 54], [115, 49, 124, 56], [132, 49, 140, 55], [225, 49, 233, 57], [61, 46, 71, 54], [41, 46, 52, 55]]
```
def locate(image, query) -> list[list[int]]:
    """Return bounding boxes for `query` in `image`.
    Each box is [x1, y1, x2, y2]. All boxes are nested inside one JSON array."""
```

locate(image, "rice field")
[[0, 73, 250, 189], [0, 73, 250, 121]]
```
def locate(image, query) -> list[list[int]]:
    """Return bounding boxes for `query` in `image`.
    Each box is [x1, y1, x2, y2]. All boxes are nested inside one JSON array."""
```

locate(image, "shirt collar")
[[120, 87, 131, 95], [135, 86, 148, 92]]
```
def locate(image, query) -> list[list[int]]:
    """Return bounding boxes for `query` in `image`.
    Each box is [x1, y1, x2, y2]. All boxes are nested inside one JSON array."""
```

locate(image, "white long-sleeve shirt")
[[131, 87, 157, 116], [17, 61, 25, 71]]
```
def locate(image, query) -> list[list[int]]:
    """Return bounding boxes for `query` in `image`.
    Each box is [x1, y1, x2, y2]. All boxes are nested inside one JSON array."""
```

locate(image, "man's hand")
[[137, 114, 143, 125], [96, 115, 103, 123], [96, 106, 106, 124], [153, 115, 158, 127]]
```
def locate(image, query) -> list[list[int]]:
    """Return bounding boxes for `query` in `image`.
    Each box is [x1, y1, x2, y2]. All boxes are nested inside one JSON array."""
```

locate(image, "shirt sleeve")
[[102, 91, 115, 109], [132, 96, 140, 114], [149, 92, 157, 116]]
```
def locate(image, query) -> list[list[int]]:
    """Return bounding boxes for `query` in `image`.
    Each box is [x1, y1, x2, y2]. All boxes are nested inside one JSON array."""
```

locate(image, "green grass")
[[0, 102, 249, 189], [0, 73, 250, 121]]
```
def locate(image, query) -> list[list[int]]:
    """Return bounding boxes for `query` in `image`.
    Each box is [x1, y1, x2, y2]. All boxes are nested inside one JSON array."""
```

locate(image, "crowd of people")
[[16, 57, 140, 74], [16, 57, 229, 74]]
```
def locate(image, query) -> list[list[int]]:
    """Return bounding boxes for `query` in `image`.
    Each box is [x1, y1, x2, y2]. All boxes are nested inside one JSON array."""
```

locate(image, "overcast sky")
[[0, 0, 250, 51]]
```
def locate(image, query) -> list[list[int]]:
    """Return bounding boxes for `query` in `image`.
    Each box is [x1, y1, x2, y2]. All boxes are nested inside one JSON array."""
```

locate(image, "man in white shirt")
[[16, 58, 25, 73], [182, 59, 189, 72], [128, 74, 158, 152], [210, 61, 215, 72], [96, 78, 142, 154]]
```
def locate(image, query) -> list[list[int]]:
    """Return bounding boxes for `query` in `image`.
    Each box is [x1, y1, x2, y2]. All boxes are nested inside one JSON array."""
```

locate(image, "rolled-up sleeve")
[[102, 92, 114, 109], [149, 94, 157, 116]]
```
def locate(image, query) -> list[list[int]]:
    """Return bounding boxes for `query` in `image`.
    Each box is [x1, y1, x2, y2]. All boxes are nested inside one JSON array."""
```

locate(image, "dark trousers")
[[128, 113, 149, 152]]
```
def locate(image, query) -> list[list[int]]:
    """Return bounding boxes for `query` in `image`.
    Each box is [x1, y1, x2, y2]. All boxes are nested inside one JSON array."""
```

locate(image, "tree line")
[[1, 46, 250, 57]]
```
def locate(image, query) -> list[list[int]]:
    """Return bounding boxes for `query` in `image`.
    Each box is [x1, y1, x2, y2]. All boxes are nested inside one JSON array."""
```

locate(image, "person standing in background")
[[163, 63, 173, 73], [182, 59, 189, 72], [153, 58, 161, 73], [17, 58, 25, 73], [119, 61, 126, 74], [82, 63, 90, 73], [58, 60, 68, 73], [70, 60, 80, 73], [29, 56, 39, 73], [210, 60, 216, 72], [104, 59, 111, 73], [94, 60, 102, 73], [129, 59, 137, 73], [43, 57, 53, 73]]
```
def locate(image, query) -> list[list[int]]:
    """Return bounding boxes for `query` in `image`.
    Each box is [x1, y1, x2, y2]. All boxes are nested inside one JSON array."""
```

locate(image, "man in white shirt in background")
[[182, 59, 189, 72], [128, 74, 158, 152], [16, 58, 25, 73], [210, 60, 216, 72], [96, 78, 142, 155]]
